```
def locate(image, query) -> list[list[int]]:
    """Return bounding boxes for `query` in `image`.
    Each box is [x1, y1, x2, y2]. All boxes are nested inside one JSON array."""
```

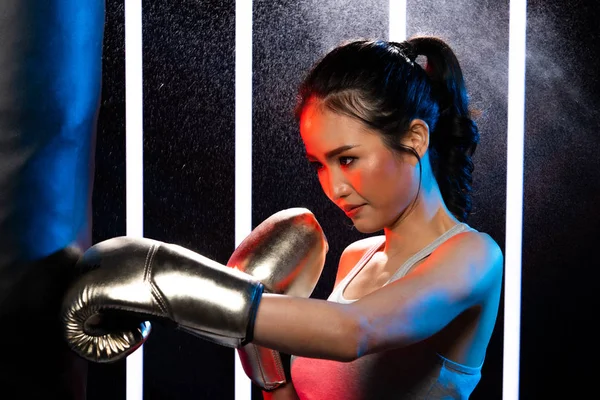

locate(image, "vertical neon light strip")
[[389, 0, 407, 42], [235, 1, 253, 400], [125, 0, 144, 399], [504, 1, 527, 399]]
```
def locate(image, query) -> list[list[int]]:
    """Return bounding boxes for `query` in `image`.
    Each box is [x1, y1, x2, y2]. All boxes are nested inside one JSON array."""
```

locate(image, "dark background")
[[89, 0, 599, 399]]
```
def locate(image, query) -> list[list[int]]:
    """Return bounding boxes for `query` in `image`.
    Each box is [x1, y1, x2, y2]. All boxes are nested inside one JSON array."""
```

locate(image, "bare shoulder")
[[449, 230, 503, 268], [428, 230, 504, 300], [334, 235, 385, 286]]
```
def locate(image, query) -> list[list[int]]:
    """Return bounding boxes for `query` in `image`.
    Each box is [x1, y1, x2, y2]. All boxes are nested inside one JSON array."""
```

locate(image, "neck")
[[382, 167, 460, 258]]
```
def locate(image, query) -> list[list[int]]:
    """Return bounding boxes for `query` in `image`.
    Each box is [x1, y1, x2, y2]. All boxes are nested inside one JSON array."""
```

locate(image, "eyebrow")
[[306, 145, 359, 161]]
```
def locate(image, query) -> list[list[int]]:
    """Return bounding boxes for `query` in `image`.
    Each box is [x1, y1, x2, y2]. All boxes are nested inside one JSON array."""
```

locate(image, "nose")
[[322, 168, 351, 200]]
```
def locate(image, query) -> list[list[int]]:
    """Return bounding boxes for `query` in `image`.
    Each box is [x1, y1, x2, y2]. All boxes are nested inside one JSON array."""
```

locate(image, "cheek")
[[386, 164, 420, 210], [346, 169, 365, 191], [353, 157, 402, 193], [356, 160, 418, 212]]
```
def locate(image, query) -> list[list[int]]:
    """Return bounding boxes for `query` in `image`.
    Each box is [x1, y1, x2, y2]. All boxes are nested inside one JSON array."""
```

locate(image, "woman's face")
[[300, 102, 420, 233]]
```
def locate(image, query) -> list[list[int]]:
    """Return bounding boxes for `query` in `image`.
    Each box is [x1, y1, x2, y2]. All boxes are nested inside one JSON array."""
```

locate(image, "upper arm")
[[349, 231, 503, 355], [334, 236, 384, 288]]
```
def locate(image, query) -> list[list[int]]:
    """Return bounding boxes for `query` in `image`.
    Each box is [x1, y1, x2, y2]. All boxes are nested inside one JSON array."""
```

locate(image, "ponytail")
[[407, 37, 480, 222]]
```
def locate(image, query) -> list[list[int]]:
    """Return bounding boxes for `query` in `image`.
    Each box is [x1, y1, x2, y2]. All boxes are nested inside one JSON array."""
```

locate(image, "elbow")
[[336, 310, 371, 362]]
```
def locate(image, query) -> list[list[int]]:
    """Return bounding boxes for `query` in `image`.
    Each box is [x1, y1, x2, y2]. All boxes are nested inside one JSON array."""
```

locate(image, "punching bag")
[[0, 1, 105, 398]]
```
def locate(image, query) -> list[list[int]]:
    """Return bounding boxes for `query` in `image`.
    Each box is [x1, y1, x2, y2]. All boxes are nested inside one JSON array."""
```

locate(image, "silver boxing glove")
[[228, 208, 328, 391], [61, 236, 264, 362]]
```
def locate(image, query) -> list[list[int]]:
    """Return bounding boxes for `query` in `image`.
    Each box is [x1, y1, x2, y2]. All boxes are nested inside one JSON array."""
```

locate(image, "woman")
[[253, 36, 503, 399], [59, 34, 503, 400]]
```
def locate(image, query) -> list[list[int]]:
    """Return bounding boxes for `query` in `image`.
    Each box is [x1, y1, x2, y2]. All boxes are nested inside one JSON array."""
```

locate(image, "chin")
[[352, 220, 382, 234]]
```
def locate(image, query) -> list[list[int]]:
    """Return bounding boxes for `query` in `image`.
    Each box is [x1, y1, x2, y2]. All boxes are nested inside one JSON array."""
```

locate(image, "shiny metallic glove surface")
[[228, 207, 328, 296], [61, 237, 264, 363]]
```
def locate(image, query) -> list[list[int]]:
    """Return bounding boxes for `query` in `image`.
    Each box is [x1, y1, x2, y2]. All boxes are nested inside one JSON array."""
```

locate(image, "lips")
[[342, 204, 365, 217], [342, 204, 362, 212]]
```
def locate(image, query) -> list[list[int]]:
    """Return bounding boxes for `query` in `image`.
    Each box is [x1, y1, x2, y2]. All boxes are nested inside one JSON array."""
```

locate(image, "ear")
[[400, 119, 430, 158]]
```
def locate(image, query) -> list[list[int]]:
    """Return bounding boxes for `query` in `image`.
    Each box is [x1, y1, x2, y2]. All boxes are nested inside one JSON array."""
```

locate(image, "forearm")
[[252, 294, 362, 362]]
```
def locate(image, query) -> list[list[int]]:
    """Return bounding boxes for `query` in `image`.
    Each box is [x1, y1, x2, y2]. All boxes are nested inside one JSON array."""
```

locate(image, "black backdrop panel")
[[522, 1, 600, 398], [142, 0, 236, 399]]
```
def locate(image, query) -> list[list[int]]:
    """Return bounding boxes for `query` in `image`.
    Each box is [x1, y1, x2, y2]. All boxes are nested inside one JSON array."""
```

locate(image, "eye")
[[339, 156, 355, 167]]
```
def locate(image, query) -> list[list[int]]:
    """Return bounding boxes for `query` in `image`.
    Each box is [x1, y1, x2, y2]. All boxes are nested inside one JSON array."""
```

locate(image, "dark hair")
[[295, 37, 479, 222]]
